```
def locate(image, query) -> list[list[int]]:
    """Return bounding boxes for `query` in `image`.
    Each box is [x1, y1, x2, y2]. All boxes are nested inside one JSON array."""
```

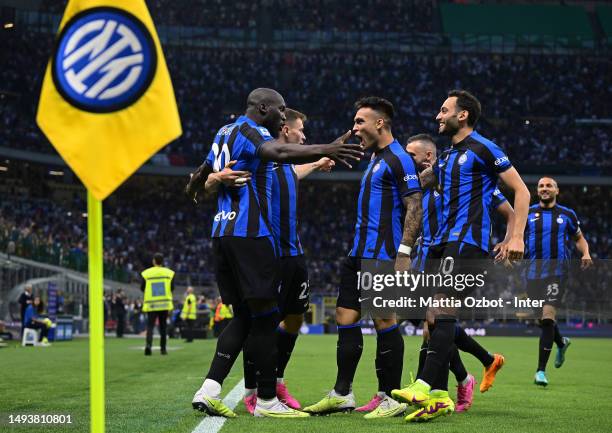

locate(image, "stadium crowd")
[[1, 165, 611, 295], [1, 27, 611, 170], [39, 0, 435, 32]]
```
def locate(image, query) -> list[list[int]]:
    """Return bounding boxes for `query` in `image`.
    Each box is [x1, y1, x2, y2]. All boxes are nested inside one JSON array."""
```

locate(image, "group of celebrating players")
[[185, 87, 592, 421]]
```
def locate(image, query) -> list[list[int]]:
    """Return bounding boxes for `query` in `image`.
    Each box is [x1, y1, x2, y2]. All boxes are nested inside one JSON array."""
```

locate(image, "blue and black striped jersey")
[[413, 186, 508, 271], [432, 131, 512, 252], [524, 204, 580, 279], [350, 139, 421, 260], [204, 115, 274, 239], [271, 163, 303, 257]]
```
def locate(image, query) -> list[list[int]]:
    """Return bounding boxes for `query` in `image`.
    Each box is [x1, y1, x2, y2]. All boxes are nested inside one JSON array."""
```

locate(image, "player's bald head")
[[247, 88, 285, 108]]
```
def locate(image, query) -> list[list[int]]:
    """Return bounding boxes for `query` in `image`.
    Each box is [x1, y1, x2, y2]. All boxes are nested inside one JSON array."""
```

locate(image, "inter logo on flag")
[[52, 7, 157, 113], [37, 0, 182, 200]]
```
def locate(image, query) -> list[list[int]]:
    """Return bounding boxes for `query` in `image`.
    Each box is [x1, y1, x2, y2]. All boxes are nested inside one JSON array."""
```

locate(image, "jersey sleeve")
[[567, 209, 580, 236], [387, 150, 421, 197], [491, 187, 508, 209], [239, 124, 274, 158], [472, 139, 512, 174]]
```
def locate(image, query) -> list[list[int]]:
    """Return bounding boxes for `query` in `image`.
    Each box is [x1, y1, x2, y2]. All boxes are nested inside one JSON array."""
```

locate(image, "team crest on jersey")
[[557, 217, 564, 224], [458, 153, 468, 165], [535, 213, 540, 217], [52, 7, 157, 113], [372, 162, 381, 173]]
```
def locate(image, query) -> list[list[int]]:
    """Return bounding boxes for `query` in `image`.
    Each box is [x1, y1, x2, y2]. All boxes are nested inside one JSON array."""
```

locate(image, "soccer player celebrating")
[[525, 177, 592, 386], [393, 90, 531, 422], [406, 133, 515, 413], [242, 108, 335, 413], [303, 97, 422, 419], [186, 88, 362, 418]]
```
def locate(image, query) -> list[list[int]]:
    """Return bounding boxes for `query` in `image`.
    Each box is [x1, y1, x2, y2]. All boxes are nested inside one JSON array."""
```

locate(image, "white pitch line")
[[192, 379, 245, 433]]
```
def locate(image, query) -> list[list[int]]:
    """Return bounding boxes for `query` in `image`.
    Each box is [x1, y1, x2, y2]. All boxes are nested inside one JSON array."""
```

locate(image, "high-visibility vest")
[[181, 293, 197, 320], [214, 303, 233, 322], [141, 266, 174, 312]]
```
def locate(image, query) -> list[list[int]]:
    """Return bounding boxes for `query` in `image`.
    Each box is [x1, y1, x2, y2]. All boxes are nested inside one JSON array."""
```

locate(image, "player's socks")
[[334, 323, 363, 395], [538, 318, 555, 372], [206, 309, 251, 386], [416, 339, 428, 378], [455, 325, 494, 367], [376, 324, 404, 394], [419, 317, 455, 389], [449, 345, 468, 384], [276, 327, 299, 379], [553, 323, 565, 348], [243, 349, 258, 391], [248, 308, 280, 400]]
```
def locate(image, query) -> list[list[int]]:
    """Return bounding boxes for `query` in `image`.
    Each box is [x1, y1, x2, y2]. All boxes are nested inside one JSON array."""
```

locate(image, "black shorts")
[[336, 256, 362, 311], [526, 277, 564, 308], [278, 255, 310, 316], [425, 241, 488, 299], [213, 236, 279, 306]]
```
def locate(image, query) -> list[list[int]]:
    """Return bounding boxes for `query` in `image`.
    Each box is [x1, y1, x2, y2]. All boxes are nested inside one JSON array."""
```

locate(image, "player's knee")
[[541, 305, 556, 321], [374, 317, 396, 331], [281, 314, 303, 333], [335, 307, 360, 326]]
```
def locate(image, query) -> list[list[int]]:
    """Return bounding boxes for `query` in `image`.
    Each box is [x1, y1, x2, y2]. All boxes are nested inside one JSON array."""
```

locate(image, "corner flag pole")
[[87, 190, 105, 433]]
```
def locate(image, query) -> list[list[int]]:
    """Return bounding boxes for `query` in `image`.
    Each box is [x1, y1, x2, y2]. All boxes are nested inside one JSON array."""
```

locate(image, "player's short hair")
[[538, 176, 558, 187], [448, 89, 481, 127], [407, 133, 436, 148], [354, 96, 395, 127], [153, 253, 164, 265], [285, 108, 307, 124]]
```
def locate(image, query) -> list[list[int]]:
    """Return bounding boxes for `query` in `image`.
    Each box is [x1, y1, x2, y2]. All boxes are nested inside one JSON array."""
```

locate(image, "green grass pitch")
[[2, 335, 612, 433]]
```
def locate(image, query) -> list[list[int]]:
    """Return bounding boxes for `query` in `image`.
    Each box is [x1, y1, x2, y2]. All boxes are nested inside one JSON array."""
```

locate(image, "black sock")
[[242, 344, 257, 390], [455, 325, 494, 367], [376, 324, 404, 394], [449, 345, 468, 384], [416, 339, 428, 379], [375, 344, 384, 393], [419, 317, 455, 389], [553, 323, 565, 348], [277, 327, 299, 379], [538, 319, 555, 372], [206, 305, 251, 385], [248, 309, 280, 399], [334, 324, 363, 395]]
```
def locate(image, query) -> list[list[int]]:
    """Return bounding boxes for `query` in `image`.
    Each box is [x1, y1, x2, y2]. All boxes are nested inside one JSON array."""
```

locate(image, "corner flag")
[[36, 2, 181, 433], [36, 0, 182, 200]]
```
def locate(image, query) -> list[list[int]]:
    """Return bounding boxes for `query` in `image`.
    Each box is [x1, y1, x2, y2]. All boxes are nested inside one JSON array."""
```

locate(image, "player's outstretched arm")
[[204, 161, 251, 195], [258, 130, 363, 168], [294, 158, 335, 180], [493, 201, 515, 262], [395, 192, 423, 272], [573, 231, 593, 269], [498, 167, 530, 261]]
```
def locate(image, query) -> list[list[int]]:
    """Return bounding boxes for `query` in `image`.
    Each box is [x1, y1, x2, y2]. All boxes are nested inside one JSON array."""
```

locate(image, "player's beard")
[[539, 194, 555, 205], [440, 119, 459, 137]]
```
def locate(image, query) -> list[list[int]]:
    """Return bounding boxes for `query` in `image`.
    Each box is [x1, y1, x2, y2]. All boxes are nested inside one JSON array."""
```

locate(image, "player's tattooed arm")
[[400, 192, 423, 248], [419, 166, 437, 189], [395, 192, 422, 272]]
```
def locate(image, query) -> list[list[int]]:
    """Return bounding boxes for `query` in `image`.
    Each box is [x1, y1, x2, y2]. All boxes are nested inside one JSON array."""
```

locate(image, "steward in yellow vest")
[[181, 286, 197, 342], [140, 253, 175, 356]]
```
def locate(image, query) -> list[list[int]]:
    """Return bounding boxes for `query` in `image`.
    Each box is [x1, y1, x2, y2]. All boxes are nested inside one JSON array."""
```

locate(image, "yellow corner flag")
[[36, 0, 182, 200], [36, 2, 181, 433]]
